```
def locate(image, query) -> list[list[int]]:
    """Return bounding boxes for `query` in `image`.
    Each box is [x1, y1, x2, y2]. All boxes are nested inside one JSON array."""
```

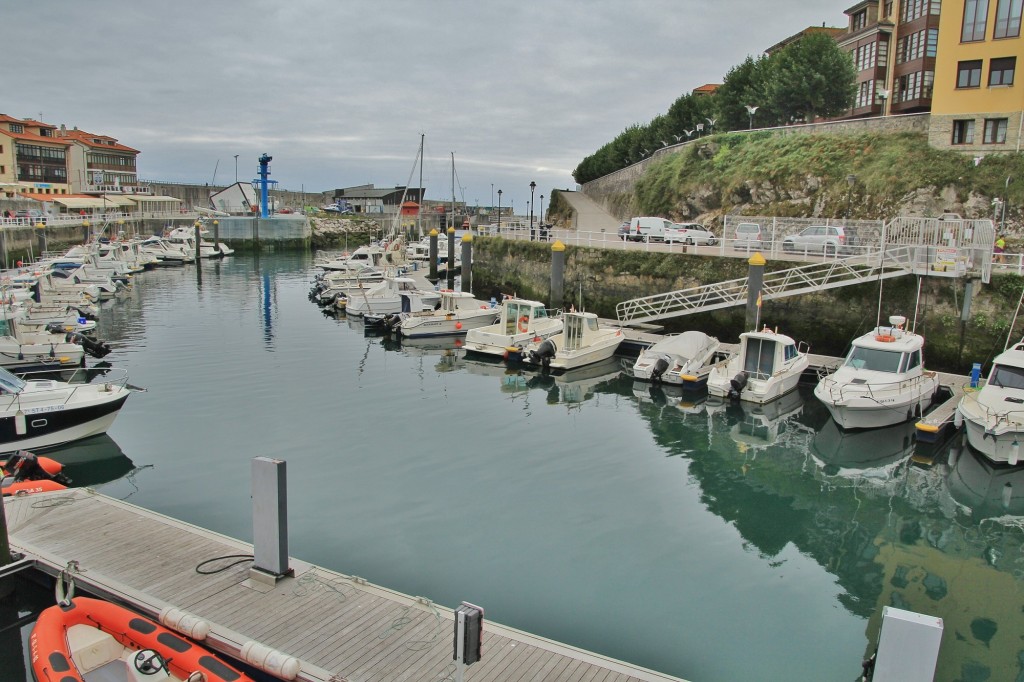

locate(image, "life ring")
[[875, 334, 896, 342], [517, 315, 529, 333]]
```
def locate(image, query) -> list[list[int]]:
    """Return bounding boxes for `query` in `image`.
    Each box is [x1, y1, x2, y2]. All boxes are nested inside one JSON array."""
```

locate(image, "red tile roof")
[[59, 128, 139, 153]]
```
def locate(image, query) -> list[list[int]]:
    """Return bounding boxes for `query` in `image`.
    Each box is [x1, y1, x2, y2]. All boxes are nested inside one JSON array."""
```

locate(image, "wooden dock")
[[5, 489, 687, 682]]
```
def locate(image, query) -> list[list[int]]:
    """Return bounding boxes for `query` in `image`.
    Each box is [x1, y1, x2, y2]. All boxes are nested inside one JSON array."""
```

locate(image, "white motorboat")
[[632, 330, 720, 389], [521, 311, 623, 371], [957, 339, 1024, 465], [707, 325, 809, 403], [814, 316, 939, 430], [463, 297, 562, 359], [316, 245, 387, 272], [344, 276, 440, 317], [166, 226, 233, 258], [310, 268, 386, 308], [391, 290, 499, 338], [139, 235, 194, 264], [0, 365, 133, 455]]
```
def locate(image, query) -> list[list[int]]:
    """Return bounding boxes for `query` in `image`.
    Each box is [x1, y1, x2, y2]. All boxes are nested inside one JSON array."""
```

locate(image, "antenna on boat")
[[911, 276, 922, 333], [1005, 284, 1024, 350]]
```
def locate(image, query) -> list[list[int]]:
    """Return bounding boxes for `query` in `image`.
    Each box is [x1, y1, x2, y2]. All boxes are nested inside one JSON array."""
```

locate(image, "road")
[[558, 190, 621, 232]]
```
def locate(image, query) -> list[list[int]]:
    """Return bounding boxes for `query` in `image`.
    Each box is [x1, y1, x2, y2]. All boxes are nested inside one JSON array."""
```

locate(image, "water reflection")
[[47, 434, 137, 489], [948, 444, 1024, 519], [811, 417, 920, 477], [706, 390, 807, 450]]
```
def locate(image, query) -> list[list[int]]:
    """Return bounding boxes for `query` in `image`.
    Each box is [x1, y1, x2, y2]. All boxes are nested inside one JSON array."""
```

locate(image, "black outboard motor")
[[528, 338, 557, 369], [728, 371, 748, 401], [64, 330, 112, 358], [383, 314, 402, 332], [650, 357, 670, 383]]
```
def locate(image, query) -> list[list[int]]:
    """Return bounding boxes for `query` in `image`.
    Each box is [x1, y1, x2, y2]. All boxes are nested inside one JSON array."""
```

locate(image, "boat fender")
[[240, 640, 301, 680], [728, 372, 748, 400], [517, 315, 530, 333], [159, 606, 211, 640], [953, 408, 963, 429]]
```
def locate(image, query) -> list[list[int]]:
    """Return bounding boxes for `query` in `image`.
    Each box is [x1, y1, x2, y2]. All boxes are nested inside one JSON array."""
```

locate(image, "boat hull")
[[463, 325, 562, 358], [961, 414, 1024, 464], [0, 392, 128, 455], [399, 310, 499, 338], [814, 376, 939, 430], [707, 361, 807, 404]]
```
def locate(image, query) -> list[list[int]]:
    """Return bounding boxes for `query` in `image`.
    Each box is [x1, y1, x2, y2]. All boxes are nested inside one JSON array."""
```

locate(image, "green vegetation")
[[630, 131, 1024, 220], [573, 34, 856, 183]]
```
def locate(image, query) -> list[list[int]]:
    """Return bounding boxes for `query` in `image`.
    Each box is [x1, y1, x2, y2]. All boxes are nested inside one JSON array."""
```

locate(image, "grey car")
[[781, 225, 855, 256]]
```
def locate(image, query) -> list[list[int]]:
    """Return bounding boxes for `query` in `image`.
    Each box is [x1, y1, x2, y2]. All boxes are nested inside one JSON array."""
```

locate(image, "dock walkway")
[[6, 490, 687, 682]]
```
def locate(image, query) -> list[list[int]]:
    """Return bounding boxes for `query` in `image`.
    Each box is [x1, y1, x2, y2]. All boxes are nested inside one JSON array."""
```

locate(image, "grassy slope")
[[633, 131, 1024, 222]]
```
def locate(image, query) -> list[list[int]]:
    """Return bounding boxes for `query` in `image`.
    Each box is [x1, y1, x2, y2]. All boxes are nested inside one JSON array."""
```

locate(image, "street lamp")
[[497, 189, 502, 232], [745, 105, 759, 130], [540, 194, 544, 224], [529, 181, 536, 240], [234, 155, 239, 184]]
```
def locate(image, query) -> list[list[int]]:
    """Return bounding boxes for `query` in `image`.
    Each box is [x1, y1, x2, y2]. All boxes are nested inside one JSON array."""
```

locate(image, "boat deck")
[[915, 371, 970, 442], [5, 490, 687, 682]]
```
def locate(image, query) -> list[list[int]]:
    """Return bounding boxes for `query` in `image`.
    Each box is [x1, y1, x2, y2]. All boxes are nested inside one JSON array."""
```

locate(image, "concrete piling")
[[745, 252, 766, 331], [461, 233, 473, 293], [447, 226, 456, 290], [429, 229, 439, 281], [551, 240, 565, 311]]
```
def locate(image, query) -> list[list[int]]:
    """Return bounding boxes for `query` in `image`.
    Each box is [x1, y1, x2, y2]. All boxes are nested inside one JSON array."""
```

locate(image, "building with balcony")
[[836, 2, 894, 117], [57, 126, 146, 195], [0, 114, 71, 196], [929, 0, 1024, 154]]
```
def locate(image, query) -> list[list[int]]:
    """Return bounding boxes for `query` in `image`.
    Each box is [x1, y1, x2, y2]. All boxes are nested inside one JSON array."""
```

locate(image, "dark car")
[[617, 221, 631, 240]]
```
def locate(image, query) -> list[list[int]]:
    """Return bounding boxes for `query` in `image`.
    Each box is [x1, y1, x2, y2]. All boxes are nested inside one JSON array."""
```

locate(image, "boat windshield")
[[989, 363, 1024, 390], [0, 366, 26, 394], [845, 347, 902, 372], [743, 338, 777, 380]]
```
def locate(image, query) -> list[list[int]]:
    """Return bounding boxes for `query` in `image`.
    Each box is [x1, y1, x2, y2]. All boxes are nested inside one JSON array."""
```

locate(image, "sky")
[[4, 0, 856, 214]]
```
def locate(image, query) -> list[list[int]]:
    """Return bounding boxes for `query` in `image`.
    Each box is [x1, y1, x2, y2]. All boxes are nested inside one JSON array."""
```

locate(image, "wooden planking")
[[6, 490, 688, 682]]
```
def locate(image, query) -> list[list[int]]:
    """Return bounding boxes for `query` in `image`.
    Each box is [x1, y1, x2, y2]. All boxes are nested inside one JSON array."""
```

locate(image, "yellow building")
[[929, 0, 1024, 154]]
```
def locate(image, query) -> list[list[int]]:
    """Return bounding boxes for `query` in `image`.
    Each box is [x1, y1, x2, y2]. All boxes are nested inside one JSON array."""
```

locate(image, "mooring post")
[[0, 227, 7, 270], [447, 226, 456, 290], [461, 233, 473, 293], [35, 222, 46, 257], [550, 240, 565, 312], [429, 228, 439, 281], [82, 220, 90, 244], [213, 219, 221, 256], [745, 252, 766, 331], [251, 457, 291, 584]]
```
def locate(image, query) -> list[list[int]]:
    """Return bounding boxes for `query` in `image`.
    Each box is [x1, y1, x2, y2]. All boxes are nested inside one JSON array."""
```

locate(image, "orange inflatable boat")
[[30, 596, 256, 682]]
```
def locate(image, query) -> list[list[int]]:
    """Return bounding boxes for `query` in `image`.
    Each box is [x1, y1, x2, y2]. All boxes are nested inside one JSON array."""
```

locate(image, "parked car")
[[781, 225, 856, 256], [14, 209, 46, 224], [732, 222, 765, 251], [617, 221, 631, 240], [670, 223, 717, 246]]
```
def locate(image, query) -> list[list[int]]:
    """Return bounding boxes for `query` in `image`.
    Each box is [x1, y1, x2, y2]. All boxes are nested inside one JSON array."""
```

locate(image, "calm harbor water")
[[6, 252, 1024, 682]]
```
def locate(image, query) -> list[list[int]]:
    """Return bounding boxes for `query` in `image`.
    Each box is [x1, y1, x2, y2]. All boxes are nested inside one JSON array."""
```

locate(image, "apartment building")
[[929, 0, 1024, 153], [0, 114, 71, 197], [58, 126, 143, 194]]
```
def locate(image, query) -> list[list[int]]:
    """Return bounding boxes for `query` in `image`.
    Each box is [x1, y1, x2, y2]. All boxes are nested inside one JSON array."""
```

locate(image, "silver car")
[[781, 225, 854, 256]]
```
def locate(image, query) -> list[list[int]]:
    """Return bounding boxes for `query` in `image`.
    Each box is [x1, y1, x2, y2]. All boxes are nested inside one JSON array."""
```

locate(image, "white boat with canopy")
[[707, 325, 809, 403]]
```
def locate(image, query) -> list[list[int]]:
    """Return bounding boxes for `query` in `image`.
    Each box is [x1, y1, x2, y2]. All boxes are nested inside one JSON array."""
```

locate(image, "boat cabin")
[[563, 312, 601, 351], [741, 332, 801, 380], [500, 299, 551, 335]]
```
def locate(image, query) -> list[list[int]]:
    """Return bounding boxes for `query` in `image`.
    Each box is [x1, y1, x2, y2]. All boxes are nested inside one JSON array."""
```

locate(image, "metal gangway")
[[615, 239, 991, 324]]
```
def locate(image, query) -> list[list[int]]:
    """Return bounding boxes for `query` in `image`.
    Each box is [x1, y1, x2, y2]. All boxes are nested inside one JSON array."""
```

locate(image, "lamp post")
[[529, 181, 536, 241], [745, 105, 759, 130], [234, 155, 239, 184], [497, 189, 502, 233], [540, 194, 544, 224]]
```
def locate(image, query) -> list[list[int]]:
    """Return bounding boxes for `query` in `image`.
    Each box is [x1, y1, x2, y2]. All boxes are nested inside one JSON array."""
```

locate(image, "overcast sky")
[[5, 0, 854, 213]]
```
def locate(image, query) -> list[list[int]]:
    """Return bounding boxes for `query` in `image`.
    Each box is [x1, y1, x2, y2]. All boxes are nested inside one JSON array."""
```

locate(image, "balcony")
[[83, 184, 152, 195]]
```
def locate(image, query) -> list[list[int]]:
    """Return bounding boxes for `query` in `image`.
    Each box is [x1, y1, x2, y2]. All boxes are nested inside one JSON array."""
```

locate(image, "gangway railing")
[[616, 246, 925, 324]]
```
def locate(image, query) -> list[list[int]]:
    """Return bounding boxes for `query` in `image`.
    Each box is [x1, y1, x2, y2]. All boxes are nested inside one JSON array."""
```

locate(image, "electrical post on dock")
[[447, 226, 456, 290], [429, 229, 439, 282], [461, 233, 472, 293], [453, 601, 483, 682]]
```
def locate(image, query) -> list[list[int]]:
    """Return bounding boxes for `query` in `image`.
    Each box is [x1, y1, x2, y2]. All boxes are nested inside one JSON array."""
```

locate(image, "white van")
[[625, 217, 674, 242]]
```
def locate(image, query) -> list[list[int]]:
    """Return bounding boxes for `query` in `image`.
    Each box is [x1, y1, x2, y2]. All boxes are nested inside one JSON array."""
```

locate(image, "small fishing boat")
[[632, 330, 721, 388], [463, 297, 562, 359], [389, 290, 499, 337], [706, 325, 809, 403], [956, 339, 1024, 465], [30, 596, 259, 682], [814, 315, 939, 430], [521, 311, 623, 371], [1, 449, 69, 496], [0, 365, 133, 455], [344, 275, 440, 317]]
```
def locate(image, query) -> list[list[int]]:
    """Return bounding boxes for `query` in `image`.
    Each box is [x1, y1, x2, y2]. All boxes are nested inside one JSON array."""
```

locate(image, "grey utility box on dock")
[[873, 607, 943, 682], [251, 457, 290, 584]]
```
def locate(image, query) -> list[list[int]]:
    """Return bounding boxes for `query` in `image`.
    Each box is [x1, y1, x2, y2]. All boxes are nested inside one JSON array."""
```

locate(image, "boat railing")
[[827, 372, 933, 402], [18, 366, 129, 392]]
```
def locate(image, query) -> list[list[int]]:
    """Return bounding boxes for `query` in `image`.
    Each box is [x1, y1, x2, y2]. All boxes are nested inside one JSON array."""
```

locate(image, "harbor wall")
[[146, 182, 321, 212], [468, 237, 1019, 374]]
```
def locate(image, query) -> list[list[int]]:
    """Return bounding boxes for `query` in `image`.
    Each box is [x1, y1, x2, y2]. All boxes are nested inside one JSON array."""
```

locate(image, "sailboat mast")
[[450, 152, 456, 231], [417, 134, 424, 239]]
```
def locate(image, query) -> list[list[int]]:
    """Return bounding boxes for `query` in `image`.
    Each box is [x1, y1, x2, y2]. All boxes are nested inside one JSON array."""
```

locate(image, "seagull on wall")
[[673, 134, 683, 141], [661, 140, 670, 146], [684, 129, 694, 138], [706, 117, 717, 128]]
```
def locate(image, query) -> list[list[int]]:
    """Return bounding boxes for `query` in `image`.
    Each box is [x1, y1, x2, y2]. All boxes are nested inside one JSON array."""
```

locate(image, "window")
[[990, 56, 1016, 85], [962, 0, 989, 41], [995, 0, 1023, 37], [857, 80, 876, 108], [853, 9, 867, 30], [984, 118, 1008, 143], [952, 119, 975, 144], [958, 59, 983, 87], [9, 124, 23, 134]]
